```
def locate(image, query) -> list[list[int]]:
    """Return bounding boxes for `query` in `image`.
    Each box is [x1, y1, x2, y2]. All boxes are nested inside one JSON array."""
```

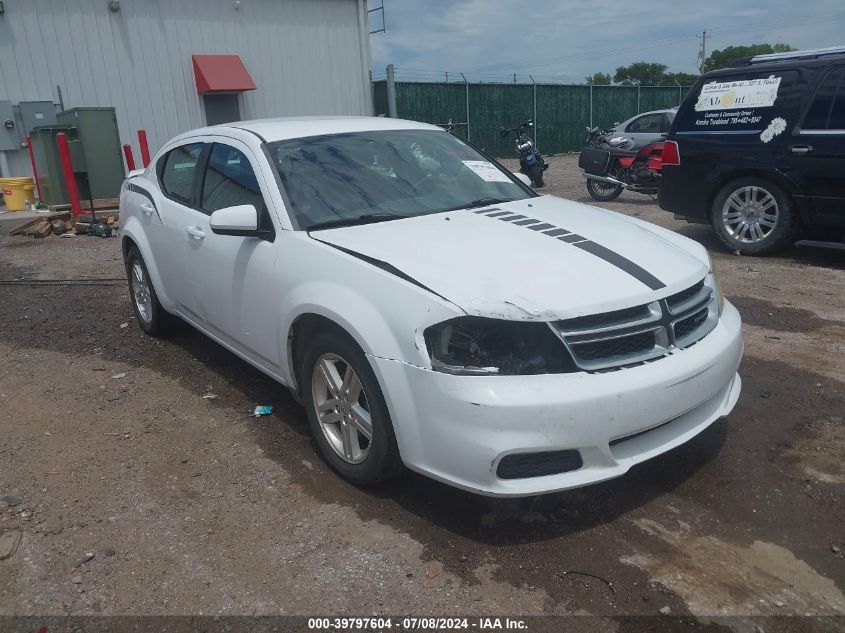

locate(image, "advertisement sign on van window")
[[684, 75, 784, 133], [695, 76, 782, 112]]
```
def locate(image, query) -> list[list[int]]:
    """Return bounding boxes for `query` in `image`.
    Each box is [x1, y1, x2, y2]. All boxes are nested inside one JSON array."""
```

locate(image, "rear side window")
[[673, 70, 802, 137], [159, 143, 204, 204], [802, 67, 845, 131], [200, 143, 265, 214], [627, 113, 665, 133]]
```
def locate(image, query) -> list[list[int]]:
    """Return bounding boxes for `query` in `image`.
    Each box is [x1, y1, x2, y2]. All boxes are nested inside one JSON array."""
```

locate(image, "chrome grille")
[[550, 277, 719, 372]]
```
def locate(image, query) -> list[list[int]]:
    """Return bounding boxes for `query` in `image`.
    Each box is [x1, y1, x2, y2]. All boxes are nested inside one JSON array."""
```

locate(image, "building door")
[[203, 94, 241, 125]]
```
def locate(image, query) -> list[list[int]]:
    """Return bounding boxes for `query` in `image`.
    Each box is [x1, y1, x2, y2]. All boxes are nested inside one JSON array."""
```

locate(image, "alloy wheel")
[[131, 262, 153, 324], [721, 185, 779, 244], [591, 180, 619, 196], [311, 353, 373, 464]]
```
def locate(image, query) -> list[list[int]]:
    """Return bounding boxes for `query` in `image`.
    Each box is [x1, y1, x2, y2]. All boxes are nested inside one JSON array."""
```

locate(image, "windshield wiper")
[[440, 197, 515, 213], [306, 212, 409, 231], [466, 197, 513, 208]]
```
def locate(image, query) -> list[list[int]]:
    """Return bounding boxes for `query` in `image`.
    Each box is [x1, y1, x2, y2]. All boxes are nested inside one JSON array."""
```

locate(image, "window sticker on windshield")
[[695, 76, 781, 112], [462, 161, 511, 182]]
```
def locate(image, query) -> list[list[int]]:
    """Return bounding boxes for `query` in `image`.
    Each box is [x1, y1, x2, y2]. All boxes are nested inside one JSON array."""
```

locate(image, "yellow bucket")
[[0, 177, 37, 212]]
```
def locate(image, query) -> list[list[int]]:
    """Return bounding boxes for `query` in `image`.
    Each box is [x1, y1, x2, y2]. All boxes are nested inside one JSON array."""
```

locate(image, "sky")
[[367, 0, 845, 83]]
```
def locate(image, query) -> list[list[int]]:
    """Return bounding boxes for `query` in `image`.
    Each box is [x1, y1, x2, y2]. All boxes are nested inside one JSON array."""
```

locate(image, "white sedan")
[[119, 116, 742, 497]]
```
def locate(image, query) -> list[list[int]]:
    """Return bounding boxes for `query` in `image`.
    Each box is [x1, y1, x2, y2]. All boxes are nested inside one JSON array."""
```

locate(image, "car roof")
[[703, 53, 845, 80], [193, 116, 443, 143], [618, 108, 677, 125]]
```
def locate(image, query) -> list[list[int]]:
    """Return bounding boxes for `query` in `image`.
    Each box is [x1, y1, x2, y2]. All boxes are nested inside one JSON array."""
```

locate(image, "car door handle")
[[185, 226, 205, 240], [140, 202, 154, 215], [789, 144, 813, 155]]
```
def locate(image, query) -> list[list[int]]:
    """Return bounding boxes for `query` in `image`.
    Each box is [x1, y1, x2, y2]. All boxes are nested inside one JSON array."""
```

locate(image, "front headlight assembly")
[[424, 317, 576, 376], [706, 252, 725, 314]]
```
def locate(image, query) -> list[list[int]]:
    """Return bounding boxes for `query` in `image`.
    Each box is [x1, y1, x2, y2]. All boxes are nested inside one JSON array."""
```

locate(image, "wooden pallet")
[[8, 212, 75, 237]]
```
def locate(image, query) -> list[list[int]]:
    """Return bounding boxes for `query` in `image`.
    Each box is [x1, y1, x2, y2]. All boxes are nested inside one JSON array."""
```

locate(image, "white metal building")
[[0, 0, 373, 179]]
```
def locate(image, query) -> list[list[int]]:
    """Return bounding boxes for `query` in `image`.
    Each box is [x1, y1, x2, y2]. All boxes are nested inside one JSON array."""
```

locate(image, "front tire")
[[587, 178, 623, 201], [124, 246, 179, 336], [527, 164, 545, 188], [301, 330, 403, 486], [710, 178, 797, 255]]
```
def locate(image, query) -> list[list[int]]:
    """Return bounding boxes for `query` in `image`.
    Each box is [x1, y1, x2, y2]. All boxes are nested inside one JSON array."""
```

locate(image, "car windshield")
[[266, 130, 532, 230]]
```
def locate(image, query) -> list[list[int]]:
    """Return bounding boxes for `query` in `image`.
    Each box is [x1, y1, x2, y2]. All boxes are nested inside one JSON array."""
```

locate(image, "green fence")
[[372, 80, 692, 157]]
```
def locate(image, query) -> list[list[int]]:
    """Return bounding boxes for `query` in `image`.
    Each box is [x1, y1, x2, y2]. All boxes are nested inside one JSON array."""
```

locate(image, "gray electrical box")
[[18, 101, 57, 138], [0, 101, 18, 151]]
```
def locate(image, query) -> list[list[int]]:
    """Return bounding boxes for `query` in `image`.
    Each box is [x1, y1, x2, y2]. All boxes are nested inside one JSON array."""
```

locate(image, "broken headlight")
[[424, 317, 576, 376], [706, 253, 725, 315]]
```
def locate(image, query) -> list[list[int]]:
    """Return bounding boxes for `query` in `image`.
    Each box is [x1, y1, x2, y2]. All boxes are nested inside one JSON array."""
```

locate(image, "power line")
[[462, 10, 845, 74]]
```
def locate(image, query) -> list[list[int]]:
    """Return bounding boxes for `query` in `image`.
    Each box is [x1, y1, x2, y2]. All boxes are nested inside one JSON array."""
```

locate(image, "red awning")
[[192, 55, 256, 94]]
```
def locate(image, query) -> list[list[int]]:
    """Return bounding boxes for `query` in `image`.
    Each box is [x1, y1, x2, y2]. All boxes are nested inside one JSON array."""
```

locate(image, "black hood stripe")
[[476, 207, 666, 290], [574, 241, 665, 290], [312, 238, 453, 303], [543, 228, 570, 237], [559, 233, 587, 243]]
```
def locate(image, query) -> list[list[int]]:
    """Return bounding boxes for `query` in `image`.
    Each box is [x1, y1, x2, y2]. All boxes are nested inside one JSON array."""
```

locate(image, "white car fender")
[[278, 281, 460, 385], [276, 238, 463, 388]]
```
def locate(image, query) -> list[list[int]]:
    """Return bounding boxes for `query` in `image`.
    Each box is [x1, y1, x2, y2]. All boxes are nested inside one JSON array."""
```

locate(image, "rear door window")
[[159, 143, 204, 205], [674, 70, 802, 137]]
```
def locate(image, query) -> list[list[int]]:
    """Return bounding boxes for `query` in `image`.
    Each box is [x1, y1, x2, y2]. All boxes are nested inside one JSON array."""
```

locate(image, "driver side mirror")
[[210, 204, 270, 238]]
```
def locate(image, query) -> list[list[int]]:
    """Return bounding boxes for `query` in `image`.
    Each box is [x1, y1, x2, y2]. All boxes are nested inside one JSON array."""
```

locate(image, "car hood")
[[312, 196, 709, 321]]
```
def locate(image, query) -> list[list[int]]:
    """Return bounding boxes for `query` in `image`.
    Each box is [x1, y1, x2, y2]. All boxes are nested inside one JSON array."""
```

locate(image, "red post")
[[26, 136, 43, 201], [56, 132, 82, 218], [123, 144, 137, 171], [137, 130, 151, 167]]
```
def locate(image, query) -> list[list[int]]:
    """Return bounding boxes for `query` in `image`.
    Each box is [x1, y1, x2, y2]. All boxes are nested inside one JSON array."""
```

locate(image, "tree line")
[[585, 43, 794, 86]]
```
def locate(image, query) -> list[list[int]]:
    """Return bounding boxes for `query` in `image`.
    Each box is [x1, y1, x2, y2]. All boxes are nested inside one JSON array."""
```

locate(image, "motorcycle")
[[584, 125, 615, 149], [500, 119, 548, 188], [579, 126, 664, 201]]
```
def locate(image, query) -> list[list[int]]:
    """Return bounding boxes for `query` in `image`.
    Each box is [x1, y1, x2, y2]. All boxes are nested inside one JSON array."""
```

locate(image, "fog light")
[[497, 450, 583, 479]]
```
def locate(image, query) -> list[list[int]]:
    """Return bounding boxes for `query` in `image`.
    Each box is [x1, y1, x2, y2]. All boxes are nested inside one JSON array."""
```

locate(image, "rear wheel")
[[124, 246, 179, 336], [587, 177, 623, 201], [301, 330, 403, 485], [710, 178, 797, 255]]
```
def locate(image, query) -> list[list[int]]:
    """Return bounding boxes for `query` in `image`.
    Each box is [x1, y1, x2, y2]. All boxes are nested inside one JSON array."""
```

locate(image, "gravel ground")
[[0, 154, 843, 623]]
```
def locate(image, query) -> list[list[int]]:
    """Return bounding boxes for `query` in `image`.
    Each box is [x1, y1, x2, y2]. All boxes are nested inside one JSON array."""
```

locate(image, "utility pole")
[[697, 29, 708, 74], [386, 64, 397, 118]]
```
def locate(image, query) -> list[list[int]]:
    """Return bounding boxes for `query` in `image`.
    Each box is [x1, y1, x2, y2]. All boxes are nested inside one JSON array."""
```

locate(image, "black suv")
[[659, 47, 845, 254]]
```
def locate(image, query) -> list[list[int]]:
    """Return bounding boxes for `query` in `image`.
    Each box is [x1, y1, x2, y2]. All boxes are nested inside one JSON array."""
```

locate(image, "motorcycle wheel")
[[587, 178, 623, 202], [527, 164, 545, 188]]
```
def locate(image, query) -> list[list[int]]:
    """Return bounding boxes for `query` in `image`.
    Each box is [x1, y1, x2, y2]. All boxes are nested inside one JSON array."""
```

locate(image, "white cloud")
[[369, 0, 845, 81]]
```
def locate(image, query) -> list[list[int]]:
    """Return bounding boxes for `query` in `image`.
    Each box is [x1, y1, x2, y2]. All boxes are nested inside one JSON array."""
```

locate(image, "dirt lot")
[[1, 154, 843, 625]]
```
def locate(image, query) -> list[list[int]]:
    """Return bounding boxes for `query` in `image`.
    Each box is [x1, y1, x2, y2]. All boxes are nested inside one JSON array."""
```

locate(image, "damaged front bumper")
[[369, 301, 743, 497]]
